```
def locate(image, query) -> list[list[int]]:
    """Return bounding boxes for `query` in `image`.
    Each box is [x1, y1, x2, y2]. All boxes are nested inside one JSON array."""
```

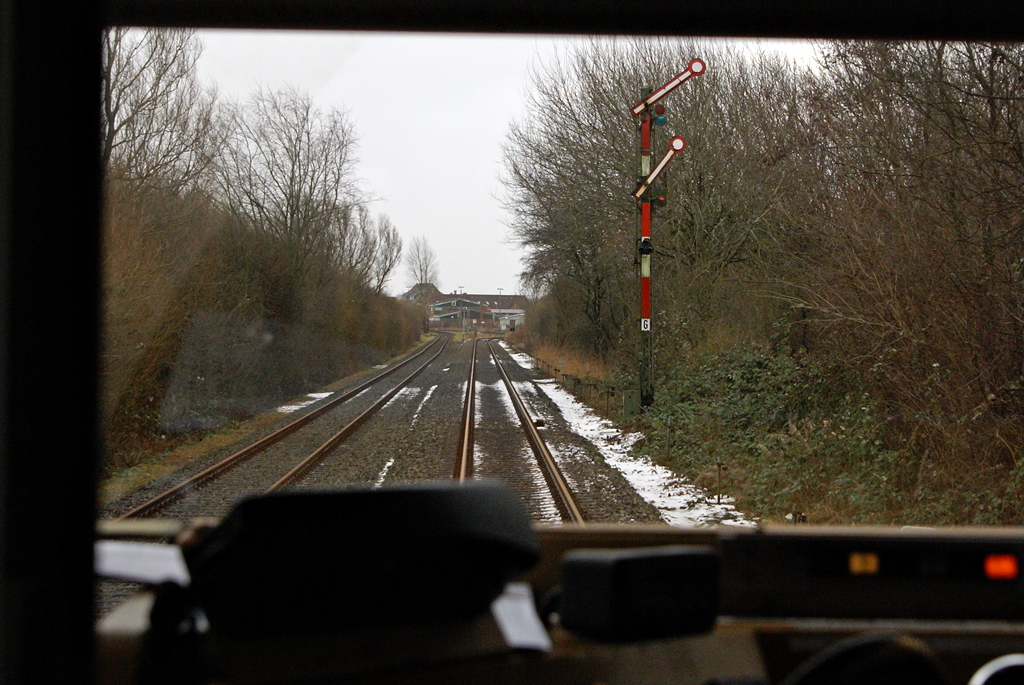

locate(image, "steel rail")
[[268, 335, 451, 492], [118, 334, 449, 519], [453, 338, 478, 481], [486, 340, 585, 524]]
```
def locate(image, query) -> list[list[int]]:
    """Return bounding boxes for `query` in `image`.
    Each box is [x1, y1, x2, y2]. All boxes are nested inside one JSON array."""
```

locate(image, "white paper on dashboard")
[[95, 540, 191, 586], [490, 582, 552, 652]]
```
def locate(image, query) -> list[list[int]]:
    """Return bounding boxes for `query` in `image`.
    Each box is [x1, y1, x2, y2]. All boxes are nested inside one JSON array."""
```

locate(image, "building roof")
[[400, 283, 444, 302], [430, 298, 484, 309], [447, 293, 529, 310]]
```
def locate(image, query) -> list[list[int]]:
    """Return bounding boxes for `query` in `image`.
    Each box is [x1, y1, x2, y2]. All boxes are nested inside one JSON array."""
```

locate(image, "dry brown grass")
[[99, 414, 280, 506], [515, 341, 611, 381]]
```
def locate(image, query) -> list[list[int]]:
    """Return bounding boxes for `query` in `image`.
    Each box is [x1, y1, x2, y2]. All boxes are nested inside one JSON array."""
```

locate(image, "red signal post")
[[633, 60, 705, 409]]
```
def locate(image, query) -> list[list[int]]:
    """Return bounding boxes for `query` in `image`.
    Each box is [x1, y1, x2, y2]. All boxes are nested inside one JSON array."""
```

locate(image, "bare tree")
[[333, 204, 377, 286], [406, 235, 440, 288], [217, 86, 362, 315], [101, 28, 220, 191], [502, 40, 641, 355], [100, 27, 224, 432], [371, 214, 403, 293], [782, 41, 1024, 429], [329, 206, 402, 293], [502, 38, 809, 356]]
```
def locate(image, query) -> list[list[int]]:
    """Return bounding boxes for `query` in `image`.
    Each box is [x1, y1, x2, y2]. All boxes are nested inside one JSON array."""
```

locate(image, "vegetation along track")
[[117, 334, 450, 518]]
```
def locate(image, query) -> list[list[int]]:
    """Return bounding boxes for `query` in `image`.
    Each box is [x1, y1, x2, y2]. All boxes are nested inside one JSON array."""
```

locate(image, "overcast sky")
[[194, 31, 814, 298]]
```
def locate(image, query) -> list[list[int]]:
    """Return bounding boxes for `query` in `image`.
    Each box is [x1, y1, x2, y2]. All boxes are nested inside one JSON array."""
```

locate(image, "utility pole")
[[631, 58, 705, 409], [497, 287, 503, 331], [458, 287, 465, 335]]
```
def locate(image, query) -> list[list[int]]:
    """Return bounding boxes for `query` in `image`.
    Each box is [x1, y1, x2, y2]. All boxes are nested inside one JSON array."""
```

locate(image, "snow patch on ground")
[[276, 392, 333, 413], [500, 343, 754, 527], [475, 378, 517, 427], [410, 385, 437, 426], [383, 385, 420, 409], [374, 457, 396, 487]]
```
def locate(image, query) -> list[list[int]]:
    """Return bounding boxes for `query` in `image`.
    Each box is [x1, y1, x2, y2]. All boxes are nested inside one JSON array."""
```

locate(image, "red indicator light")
[[984, 554, 1018, 580]]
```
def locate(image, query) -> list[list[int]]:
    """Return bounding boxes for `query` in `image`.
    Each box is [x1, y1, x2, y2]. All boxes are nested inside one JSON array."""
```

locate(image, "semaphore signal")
[[633, 59, 705, 409], [633, 137, 685, 199], [630, 59, 706, 116]]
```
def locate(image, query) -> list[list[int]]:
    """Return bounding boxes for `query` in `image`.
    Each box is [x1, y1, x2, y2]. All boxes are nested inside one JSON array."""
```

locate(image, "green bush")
[[640, 345, 921, 524], [637, 342, 1024, 525]]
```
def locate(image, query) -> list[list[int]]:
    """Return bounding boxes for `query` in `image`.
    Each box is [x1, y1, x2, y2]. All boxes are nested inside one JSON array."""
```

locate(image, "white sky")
[[195, 31, 815, 298]]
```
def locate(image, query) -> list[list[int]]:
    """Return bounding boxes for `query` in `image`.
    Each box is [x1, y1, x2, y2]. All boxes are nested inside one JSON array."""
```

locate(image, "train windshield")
[[99, 31, 1024, 529]]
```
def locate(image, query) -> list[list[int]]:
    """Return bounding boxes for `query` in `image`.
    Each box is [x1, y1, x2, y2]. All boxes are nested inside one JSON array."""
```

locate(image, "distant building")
[[400, 283, 444, 302], [428, 292, 527, 330]]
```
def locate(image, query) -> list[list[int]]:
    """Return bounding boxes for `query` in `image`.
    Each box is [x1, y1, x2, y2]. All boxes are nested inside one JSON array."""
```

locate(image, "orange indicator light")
[[984, 554, 1018, 580], [849, 552, 880, 576]]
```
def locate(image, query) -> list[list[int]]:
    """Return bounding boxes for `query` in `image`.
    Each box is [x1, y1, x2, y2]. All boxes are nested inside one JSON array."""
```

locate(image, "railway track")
[[454, 338, 478, 482], [118, 334, 451, 518], [269, 335, 450, 490], [98, 334, 649, 619], [115, 333, 584, 524], [460, 339, 585, 524]]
